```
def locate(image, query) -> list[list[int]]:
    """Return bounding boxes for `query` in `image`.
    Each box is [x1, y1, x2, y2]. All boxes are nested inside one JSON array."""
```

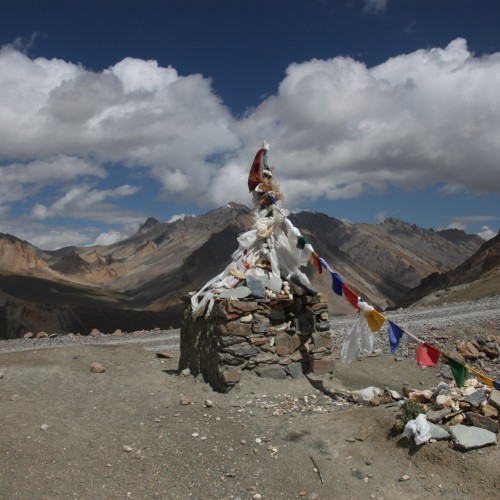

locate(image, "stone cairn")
[[179, 143, 335, 392]]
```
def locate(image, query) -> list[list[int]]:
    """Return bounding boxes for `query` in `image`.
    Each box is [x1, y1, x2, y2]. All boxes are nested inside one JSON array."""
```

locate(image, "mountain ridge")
[[0, 205, 487, 338]]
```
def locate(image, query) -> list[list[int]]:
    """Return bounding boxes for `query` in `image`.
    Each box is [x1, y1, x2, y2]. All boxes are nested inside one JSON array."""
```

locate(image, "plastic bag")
[[402, 413, 431, 446]]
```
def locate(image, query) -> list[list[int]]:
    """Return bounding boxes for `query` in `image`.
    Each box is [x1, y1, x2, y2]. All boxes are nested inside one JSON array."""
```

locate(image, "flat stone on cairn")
[[179, 143, 336, 392]]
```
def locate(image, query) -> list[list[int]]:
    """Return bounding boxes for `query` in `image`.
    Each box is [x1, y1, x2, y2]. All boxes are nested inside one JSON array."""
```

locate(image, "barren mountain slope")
[[0, 207, 485, 337], [289, 213, 483, 310], [395, 230, 500, 308]]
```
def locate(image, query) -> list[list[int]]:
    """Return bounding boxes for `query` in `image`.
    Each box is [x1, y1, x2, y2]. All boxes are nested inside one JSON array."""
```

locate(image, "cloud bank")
[[1, 38, 499, 247]]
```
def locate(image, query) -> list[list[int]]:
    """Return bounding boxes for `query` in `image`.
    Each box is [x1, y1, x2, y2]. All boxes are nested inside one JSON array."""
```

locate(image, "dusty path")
[[0, 298, 499, 499]]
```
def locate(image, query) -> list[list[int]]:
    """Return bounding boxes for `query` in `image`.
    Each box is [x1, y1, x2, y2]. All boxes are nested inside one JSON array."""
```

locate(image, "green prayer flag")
[[296, 235, 307, 250], [444, 355, 468, 387]]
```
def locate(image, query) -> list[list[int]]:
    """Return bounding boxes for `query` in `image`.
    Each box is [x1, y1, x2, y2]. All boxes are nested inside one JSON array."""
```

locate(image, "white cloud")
[[0, 156, 106, 203], [374, 212, 388, 223], [477, 225, 498, 240], [19, 228, 91, 250], [30, 184, 141, 222], [168, 213, 194, 223], [91, 230, 128, 246], [2, 38, 500, 230], [227, 38, 500, 208]]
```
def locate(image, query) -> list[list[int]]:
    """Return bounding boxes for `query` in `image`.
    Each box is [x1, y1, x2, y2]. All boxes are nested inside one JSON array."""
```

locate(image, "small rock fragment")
[[90, 362, 106, 373]]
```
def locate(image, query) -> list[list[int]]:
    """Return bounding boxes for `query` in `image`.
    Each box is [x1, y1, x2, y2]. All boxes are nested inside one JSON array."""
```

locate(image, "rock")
[[123, 445, 133, 452], [240, 314, 253, 323], [36, 331, 48, 339], [482, 403, 499, 418], [309, 354, 335, 375], [409, 390, 433, 403], [113, 329, 123, 336], [40, 424, 48, 431], [352, 387, 383, 403], [464, 378, 479, 388], [488, 389, 500, 410], [275, 332, 301, 356], [428, 423, 450, 441], [90, 362, 106, 373], [285, 362, 304, 379], [246, 275, 267, 298], [223, 322, 253, 337], [219, 286, 251, 299], [155, 352, 173, 359], [463, 388, 486, 407], [355, 428, 373, 441], [466, 412, 498, 433], [389, 390, 403, 401], [425, 408, 452, 423], [268, 276, 283, 292], [432, 382, 451, 399], [435, 394, 453, 408], [312, 331, 334, 350], [253, 353, 276, 364], [252, 314, 271, 334], [180, 398, 192, 405], [89, 328, 100, 336], [204, 399, 214, 408], [222, 369, 242, 385], [23, 332, 34, 339], [255, 365, 287, 380], [449, 425, 497, 450], [225, 345, 259, 358], [181, 368, 191, 377]]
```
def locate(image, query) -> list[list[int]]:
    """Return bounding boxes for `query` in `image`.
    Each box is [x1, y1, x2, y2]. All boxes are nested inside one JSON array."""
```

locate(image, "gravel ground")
[[1, 297, 499, 499]]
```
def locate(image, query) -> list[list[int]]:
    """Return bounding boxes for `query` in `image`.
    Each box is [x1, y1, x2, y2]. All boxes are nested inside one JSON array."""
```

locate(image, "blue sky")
[[1, 0, 499, 249]]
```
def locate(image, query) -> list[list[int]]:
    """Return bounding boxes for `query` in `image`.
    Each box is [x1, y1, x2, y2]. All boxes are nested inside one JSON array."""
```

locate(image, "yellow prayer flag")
[[364, 309, 386, 333], [466, 365, 495, 388]]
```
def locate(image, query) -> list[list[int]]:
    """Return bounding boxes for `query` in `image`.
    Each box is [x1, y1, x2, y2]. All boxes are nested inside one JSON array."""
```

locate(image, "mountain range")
[[0, 202, 495, 339]]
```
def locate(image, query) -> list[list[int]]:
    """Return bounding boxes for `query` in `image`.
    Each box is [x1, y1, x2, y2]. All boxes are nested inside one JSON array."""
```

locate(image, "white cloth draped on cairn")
[[190, 142, 315, 319]]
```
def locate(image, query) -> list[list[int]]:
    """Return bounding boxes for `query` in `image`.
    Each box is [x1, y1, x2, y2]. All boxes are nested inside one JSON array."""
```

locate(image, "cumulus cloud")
[[30, 184, 142, 222], [229, 38, 500, 208], [477, 226, 498, 240], [92, 230, 128, 246], [2, 38, 500, 238]]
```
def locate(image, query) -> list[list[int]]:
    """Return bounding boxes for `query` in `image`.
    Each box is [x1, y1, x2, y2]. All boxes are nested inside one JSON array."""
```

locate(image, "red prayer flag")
[[416, 343, 441, 366], [342, 283, 360, 311]]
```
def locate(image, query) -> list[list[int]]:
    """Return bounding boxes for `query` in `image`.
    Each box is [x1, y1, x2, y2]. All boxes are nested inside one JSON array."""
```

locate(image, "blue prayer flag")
[[494, 380, 500, 391], [331, 272, 343, 295], [388, 320, 405, 353]]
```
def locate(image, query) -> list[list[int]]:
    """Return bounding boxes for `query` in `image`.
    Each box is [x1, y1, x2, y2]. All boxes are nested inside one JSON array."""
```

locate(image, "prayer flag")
[[466, 365, 495, 388], [310, 253, 322, 274], [296, 235, 307, 250], [319, 257, 329, 270], [342, 283, 360, 310], [331, 272, 343, 295], [443, 355, 468, 387], [388, 320, 405, 353], [416, 343, 441, 366], [494, 381, 500, 391], [364, 309, 386, 333]]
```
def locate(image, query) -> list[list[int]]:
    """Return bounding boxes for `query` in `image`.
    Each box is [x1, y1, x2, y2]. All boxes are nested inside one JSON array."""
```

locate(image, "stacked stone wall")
[[179, 292, 335, 392]]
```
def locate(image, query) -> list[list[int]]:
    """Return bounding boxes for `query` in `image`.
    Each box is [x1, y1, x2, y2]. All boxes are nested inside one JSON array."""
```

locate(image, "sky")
[[1, 0, 500, 250]]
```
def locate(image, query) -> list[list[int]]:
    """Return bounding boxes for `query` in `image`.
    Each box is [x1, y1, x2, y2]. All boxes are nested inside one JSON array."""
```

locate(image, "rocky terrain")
[[0, 205, 485, 338], [0, 296, 498, 499]]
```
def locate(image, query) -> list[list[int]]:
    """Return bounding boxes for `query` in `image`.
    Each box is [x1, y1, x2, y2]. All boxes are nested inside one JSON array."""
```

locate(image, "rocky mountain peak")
[[139, 217, 161, 233]]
